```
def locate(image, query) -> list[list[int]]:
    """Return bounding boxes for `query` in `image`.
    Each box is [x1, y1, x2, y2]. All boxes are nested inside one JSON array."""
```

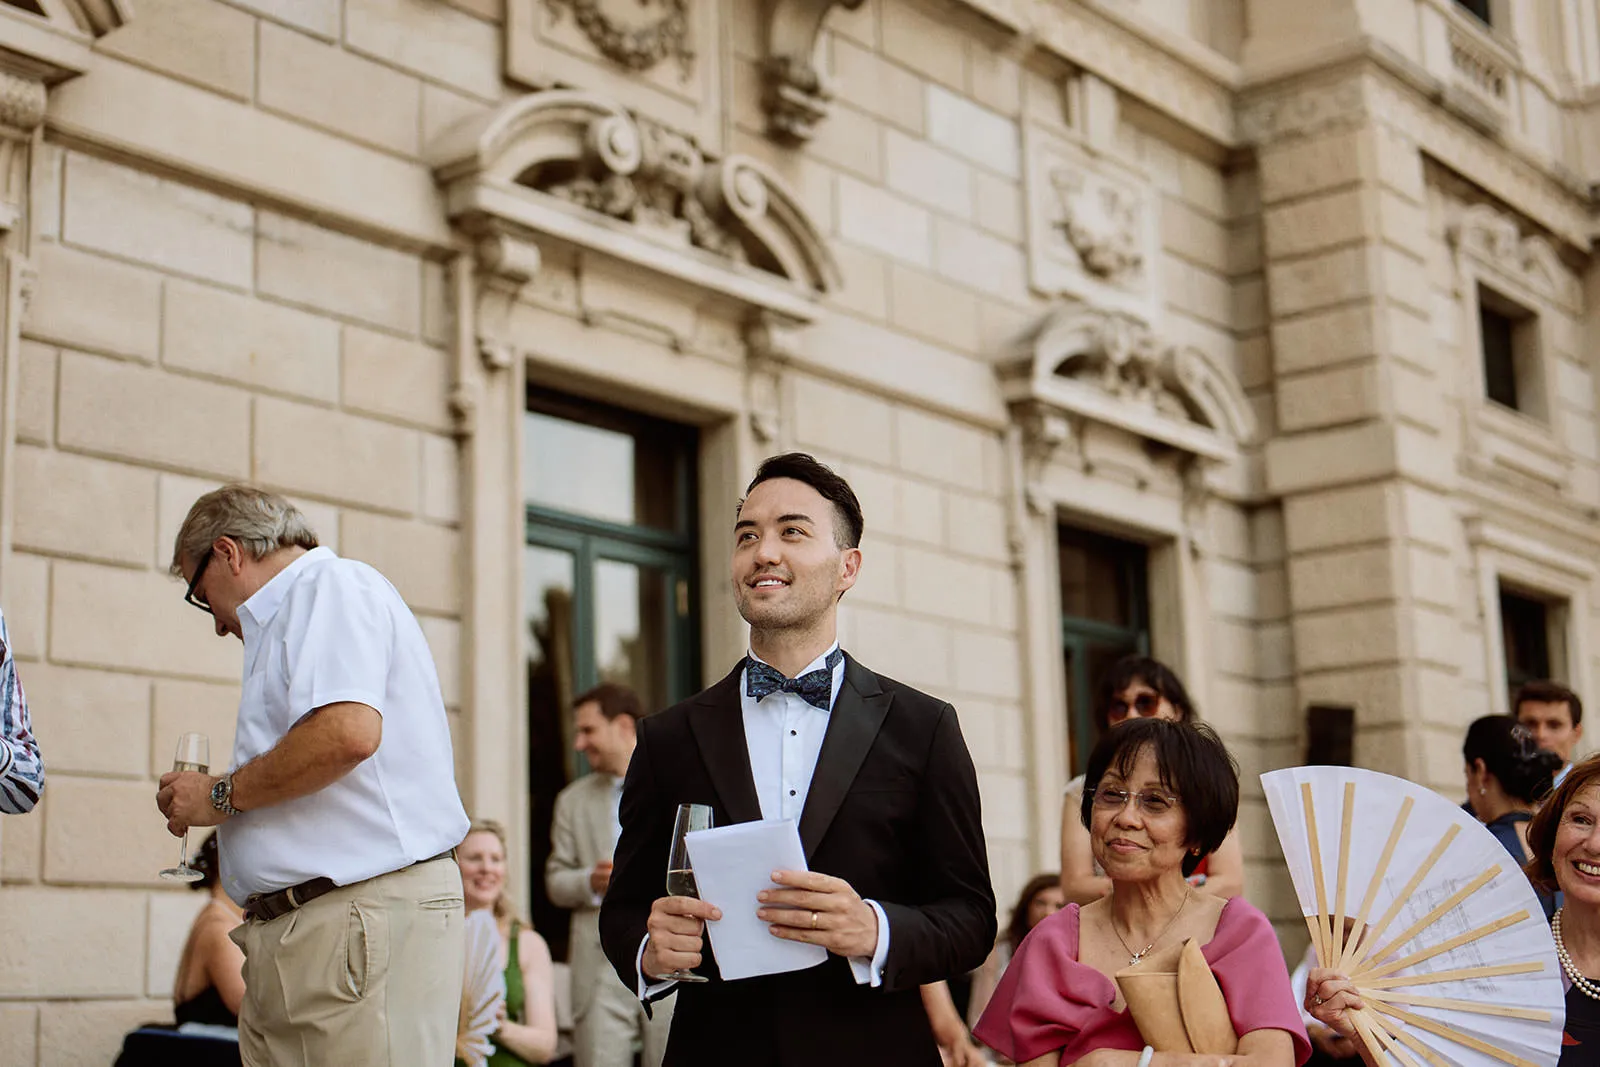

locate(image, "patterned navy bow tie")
[[745, 648, 843, 711]]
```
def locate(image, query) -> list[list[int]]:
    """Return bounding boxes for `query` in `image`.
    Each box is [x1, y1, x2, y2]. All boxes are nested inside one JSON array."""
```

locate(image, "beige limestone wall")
[[0, 144, 460, 1061]]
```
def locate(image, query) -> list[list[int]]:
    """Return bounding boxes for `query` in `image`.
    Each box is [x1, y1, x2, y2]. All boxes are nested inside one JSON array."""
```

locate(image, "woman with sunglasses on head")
[[975, 718, 1309, 1066], [1061, 657, 1245, 905]]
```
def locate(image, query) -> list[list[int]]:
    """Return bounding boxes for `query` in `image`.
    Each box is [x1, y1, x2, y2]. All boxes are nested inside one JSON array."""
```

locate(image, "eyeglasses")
[[184, 549, 214, 615], [1092, 786, 1180, 816], [1108, 692, 1164, 720]]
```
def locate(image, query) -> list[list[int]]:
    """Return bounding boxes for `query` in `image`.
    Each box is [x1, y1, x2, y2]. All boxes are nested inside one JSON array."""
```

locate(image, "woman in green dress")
[[458, 819, 561, 1066]]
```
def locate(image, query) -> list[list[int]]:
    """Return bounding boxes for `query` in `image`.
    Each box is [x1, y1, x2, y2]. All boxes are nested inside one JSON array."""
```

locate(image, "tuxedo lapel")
[[798, 654, 891, 859], [687, 662, 764, 826]]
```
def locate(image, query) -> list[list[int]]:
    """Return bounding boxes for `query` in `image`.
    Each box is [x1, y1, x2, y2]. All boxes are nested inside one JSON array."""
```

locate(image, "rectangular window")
[[1500, 585, 1567, 706], [1059, 525, 1150, 773], [1455, 0, 1491, 26], [1477, 286, 1544, 419]]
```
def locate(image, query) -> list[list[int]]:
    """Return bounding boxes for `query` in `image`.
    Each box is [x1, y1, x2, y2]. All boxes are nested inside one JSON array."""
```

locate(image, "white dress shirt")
[[638, 644, 891, 997], [217, 547, 469, 904]]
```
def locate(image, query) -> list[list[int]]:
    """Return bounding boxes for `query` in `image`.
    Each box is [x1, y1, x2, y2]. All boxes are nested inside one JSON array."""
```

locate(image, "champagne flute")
[[160, 732, 210, 883], [661, 802, 713, 982]]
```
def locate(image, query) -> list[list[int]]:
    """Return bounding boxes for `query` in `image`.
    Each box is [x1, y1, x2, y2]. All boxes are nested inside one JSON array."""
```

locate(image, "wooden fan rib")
[[1363, 989, 1553, 1022], [1349, 1008, 1398, 1067], [1301, 782, 1333, 967], [1333, 781, 1356, 968], [1364, 1011, 1453, 1067], [1371, 1024, 1423, 1067], [1342, 795, 1414, 973], [1362, 865, 1502, 970], [1368, 1001, 1537, 1067], [1349, 826, 1462, 971], [1355, 910, 1530, 983], [1361, 960, 1545, 989]]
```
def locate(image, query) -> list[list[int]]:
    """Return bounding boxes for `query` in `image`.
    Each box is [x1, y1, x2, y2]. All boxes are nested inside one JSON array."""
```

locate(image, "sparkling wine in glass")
[[661, 802, 713, 982], [160, 732, 210, 883]]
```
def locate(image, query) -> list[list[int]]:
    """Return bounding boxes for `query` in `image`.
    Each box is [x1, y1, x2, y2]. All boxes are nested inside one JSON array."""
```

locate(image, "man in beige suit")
[[547, 683, 673, 1067]]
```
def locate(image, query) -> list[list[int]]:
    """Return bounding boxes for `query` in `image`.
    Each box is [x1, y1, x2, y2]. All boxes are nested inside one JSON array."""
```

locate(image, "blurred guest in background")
[[966, 873, 1065, 1037], [1464, 714, 1562, 918], [1515, 680, 1584, 788], [460, 819, 561, 1066], [1061, 656, 1244, 904], [173, 832, 245, 1028]]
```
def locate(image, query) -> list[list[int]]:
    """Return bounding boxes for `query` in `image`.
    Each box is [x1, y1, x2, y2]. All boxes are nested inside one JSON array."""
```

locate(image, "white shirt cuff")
[[635, 935, 679, 1000], [848, 899, 890, 987]]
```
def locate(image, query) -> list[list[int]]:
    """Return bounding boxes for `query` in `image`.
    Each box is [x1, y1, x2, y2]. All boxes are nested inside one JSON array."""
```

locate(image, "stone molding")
[[999, 302, 1256, 476], [1448, 202, 1580, 310], [1024, 124, 1158, 319], [542, 0, 694, 77], [760, 0, 864, 144], [430, 89, 841, 322]]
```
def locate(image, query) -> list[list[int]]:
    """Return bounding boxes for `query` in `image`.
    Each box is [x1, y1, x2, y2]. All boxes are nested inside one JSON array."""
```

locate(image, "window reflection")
[[523, 407, 682, 531], [594, 559, 670, 717], [526, 545, 577, 776]]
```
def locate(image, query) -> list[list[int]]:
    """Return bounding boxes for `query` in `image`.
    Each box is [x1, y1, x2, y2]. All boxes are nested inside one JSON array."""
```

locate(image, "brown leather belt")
[[243, 848, 456, 922]]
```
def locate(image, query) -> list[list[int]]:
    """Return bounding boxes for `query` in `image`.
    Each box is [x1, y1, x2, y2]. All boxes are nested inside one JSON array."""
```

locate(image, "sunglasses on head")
[[1108, 692, 1163, 720]]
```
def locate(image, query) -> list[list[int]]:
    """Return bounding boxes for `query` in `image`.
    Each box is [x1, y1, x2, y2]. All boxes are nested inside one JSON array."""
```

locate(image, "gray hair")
[[168, 484, 319, 576]]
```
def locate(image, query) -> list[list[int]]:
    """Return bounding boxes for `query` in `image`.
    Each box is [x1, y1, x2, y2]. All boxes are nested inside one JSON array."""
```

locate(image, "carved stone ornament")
[[543, 0, 693, 77], [1024, 125, 1157, 318], [430, 89, 842, 319], [762, 0, 865, 143], [998, 301, 1256, 470], [1448, 203, 1580, 309]]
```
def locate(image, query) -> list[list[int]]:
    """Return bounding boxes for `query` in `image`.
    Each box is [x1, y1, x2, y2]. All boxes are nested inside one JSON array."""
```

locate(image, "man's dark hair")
[[1463, 714, 1563, 805], [1513, 679, 1584, 728], [742, 452, 864, 550], [1092, 656, 1199, 734], [1079, 718, 1238, 878], [573, 682, 644, 722]]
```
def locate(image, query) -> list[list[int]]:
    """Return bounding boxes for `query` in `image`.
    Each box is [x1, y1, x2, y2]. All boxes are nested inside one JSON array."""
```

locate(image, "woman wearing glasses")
[[1061, 657, 1245, 905], [975, 719, 1310, 1066]]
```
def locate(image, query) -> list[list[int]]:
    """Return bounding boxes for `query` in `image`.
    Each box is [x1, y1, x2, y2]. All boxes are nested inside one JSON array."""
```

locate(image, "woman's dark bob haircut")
[[1080, 718, 1239, 878], [1525, 753, 1600, 892]]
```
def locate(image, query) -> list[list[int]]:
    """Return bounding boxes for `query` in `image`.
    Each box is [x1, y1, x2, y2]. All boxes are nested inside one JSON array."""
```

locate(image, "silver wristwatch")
[[210, 773, 241, 817]]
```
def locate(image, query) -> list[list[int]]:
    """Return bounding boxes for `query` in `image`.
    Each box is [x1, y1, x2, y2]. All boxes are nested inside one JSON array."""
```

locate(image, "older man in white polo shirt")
[[157, 484, 470, 1067]]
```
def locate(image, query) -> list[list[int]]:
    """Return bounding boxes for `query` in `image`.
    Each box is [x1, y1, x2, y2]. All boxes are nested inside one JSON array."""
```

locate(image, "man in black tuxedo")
[[599, 452, 996, 1067]]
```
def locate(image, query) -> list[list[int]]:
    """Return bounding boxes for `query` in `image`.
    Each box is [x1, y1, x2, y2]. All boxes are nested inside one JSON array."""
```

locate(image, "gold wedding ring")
[[810, 911, 819, 929]]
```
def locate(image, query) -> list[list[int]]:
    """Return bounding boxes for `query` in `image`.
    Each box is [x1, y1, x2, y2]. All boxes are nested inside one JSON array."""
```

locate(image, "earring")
[[1479, 787, 1487, 796]]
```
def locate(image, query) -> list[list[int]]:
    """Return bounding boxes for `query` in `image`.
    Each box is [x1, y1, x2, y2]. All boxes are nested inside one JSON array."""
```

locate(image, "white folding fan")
[[457, 909, 507, 1067], [1262, 766, 1566, 1067]]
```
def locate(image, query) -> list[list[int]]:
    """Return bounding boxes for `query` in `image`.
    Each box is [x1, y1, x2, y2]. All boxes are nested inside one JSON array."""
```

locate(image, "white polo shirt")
[[217, 547, 469, 904]]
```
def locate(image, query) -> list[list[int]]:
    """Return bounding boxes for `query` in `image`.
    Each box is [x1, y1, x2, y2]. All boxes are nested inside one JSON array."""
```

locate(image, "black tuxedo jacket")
[[599, 654, 997, 1067]]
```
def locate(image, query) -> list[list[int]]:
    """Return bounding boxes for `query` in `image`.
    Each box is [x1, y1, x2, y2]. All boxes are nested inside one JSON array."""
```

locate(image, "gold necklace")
[[1112, 889, 1193, 966]]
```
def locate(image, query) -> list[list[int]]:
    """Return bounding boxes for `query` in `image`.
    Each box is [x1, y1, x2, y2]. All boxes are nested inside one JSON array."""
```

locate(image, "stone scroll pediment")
[[430, 89, 842, 321], [999, 302, 1256, 464]]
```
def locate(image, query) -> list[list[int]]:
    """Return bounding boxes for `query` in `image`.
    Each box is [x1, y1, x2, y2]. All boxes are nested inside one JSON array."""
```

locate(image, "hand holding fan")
[[1263, 766, 1565, 1067], [457, 909, 508, 1067]]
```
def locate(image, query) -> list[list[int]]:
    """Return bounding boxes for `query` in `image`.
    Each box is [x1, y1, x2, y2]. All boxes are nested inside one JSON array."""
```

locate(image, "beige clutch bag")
[[1114, 938, 1239, 1055]]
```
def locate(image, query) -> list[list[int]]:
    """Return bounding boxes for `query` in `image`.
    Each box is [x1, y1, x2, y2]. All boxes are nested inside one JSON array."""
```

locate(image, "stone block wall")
[[0, 143, 460, 1059]]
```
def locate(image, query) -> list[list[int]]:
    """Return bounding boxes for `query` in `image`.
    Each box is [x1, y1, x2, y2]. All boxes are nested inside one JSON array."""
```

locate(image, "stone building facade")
[[0, 0, 1598, 1060]]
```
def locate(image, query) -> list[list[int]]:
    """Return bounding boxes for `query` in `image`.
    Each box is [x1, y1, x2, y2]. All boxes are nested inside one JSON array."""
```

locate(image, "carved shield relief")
[[507, 0, 724, 150], [1024, 124, 1160, 320]]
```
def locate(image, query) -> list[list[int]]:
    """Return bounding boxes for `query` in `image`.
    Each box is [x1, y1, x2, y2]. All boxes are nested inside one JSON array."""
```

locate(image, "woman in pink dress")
[[974, 719, 1310, 1067]]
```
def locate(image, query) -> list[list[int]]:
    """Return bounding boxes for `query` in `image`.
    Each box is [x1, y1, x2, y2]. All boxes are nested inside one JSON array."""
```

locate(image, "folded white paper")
[[683, 819, 828, 982]]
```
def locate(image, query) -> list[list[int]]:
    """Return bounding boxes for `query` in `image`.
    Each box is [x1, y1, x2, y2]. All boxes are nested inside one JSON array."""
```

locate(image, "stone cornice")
[[949, 1, 1595, 251]]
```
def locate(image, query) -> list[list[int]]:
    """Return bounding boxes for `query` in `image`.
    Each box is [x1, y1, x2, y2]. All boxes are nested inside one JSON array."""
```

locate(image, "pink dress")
[[973, 899, 1311, 1066]]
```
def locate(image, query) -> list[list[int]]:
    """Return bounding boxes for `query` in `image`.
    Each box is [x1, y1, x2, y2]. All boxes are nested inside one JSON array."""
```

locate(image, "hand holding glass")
[[662, 802, 714, 982], [159, 732, 210, 883]]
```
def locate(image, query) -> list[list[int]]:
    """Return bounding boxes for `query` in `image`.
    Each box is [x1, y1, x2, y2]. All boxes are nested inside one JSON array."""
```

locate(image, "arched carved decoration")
[[998, 301, 1256, 467], [1448, 202, 1579, 309], [430, 89, 842, 317]]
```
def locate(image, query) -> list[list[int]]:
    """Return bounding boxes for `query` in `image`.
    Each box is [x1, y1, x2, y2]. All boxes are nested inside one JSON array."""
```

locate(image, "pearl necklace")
[[1552, 909, 1600, 1001]]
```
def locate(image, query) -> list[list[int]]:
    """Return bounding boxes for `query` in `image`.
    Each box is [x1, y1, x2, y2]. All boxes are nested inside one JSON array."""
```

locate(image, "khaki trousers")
[[572, 969, 673, 1067], [230, 856, 466, 1067]]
